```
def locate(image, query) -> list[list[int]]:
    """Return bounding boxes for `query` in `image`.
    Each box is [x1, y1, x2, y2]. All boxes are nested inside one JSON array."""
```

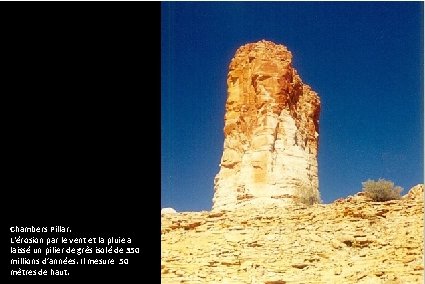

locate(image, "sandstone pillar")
[[213, 40, 321, 210]]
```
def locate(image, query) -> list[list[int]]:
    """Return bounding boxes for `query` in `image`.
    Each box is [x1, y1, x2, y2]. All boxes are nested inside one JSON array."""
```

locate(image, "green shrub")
[[362, 178, 403, 202], [295, 182, 321, 206]]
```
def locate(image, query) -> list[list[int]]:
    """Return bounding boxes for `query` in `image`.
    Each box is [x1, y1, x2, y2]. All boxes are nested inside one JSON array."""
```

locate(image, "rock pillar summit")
[[213, 40, 321, 210]]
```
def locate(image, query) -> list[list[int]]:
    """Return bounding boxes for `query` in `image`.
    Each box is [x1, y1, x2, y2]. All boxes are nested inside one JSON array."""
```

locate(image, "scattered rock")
[[292, 263, 309, 269], [207, 212, 225, 218], [162, 192, 423, 283], [331, 239, 343, 249]]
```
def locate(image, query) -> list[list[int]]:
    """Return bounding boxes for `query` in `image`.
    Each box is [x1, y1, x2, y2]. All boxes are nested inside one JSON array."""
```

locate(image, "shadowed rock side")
[[213, 40, 321, 210], [161, 185, 424, 283]]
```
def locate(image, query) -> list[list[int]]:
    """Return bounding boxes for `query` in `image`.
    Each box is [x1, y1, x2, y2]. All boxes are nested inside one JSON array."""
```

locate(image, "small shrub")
[[295, 182, 321, 205], [362, 178, 403, 202]]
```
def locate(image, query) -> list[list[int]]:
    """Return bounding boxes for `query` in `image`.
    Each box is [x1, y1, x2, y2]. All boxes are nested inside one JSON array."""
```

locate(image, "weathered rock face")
[[161, 185, 424, 283], [213, 40, 321, 210], [161, 208, 177, 215], [405, 184, 424, 200]]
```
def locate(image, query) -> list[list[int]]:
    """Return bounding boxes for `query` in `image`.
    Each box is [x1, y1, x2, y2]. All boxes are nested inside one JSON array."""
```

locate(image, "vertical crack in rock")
[[213, 40, 321, 210]]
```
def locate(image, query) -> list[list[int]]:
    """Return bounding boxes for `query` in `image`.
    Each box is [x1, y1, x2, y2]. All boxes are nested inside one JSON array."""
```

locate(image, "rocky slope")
[[213, 40, 320, 211], [161, 185, 424, 283]]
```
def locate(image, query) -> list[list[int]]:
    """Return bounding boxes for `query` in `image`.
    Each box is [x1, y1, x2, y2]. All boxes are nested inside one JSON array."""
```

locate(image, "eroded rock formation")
[[213, 40, 321, 210]]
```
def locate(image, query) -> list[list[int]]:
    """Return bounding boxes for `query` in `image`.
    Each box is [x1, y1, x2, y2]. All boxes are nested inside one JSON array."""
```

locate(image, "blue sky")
[[161, 2, 424, 211]]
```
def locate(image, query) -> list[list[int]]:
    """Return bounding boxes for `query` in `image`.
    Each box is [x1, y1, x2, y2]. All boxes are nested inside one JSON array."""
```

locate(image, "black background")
[[3, 2, 160, 282]]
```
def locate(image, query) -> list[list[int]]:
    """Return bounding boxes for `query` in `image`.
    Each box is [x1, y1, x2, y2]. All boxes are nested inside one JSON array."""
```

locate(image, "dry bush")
[[295, 182, 321, 206], [362, 178, 403, 202]]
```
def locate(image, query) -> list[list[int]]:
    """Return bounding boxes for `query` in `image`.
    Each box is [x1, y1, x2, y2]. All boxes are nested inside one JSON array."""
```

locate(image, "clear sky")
[[161, 2, 424, 212]]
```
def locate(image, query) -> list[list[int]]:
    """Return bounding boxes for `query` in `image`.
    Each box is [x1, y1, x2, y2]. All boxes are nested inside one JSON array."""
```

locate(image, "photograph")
[[161, 2, 424, 283]]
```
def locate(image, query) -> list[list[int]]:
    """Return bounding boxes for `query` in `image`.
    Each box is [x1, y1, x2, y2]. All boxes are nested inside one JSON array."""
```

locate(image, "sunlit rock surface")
[[213, 40, 321, 211]]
